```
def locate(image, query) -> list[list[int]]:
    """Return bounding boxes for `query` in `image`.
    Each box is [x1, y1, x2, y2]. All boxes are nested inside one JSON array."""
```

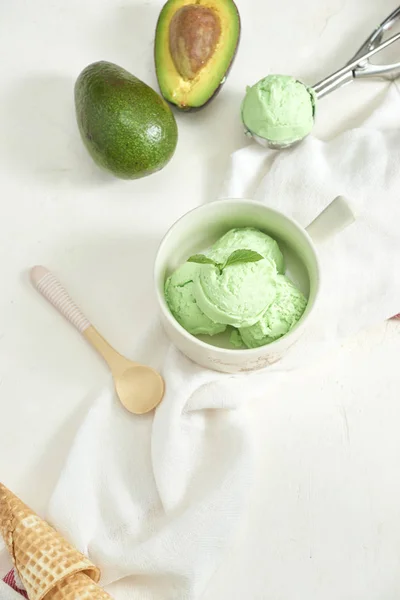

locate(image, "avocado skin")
[[75, 61, 178, 179], [154, 0, 241, 111]]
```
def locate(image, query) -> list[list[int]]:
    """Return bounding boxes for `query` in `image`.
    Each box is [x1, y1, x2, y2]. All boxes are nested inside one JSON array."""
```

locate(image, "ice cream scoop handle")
[[305, 196, 355, 243], [313, 31, 400, 98], [30, 266, 91, 333]]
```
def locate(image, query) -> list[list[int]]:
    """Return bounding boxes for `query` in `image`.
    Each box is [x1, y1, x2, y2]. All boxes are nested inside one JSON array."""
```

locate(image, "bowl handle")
[[305, 195, 355, 243]]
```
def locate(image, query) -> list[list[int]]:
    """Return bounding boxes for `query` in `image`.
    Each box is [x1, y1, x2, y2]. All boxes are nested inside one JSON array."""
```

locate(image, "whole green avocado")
[[75, 61, 178, 179]]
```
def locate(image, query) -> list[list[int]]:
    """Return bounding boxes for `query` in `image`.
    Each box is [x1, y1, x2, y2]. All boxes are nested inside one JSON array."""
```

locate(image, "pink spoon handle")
[[30, 266, 90, 333]]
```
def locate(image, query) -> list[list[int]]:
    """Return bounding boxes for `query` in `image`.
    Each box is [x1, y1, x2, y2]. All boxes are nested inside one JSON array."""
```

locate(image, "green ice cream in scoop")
[[240, 274, 307, 348], [194, 258, 277, 328], [209, 227, 284, 273], [165, 262, 226, 336], [241, 75, 316, 145]]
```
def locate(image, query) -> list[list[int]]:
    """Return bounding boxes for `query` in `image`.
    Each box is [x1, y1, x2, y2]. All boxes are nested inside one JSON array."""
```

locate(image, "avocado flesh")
[[155, 0, 240, 110], [75, 61, 178, 179]]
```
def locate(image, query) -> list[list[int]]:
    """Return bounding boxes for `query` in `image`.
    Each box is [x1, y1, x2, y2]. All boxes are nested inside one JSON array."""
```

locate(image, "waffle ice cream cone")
[[46, 573, 113, 600], [0, 483, 112, 600]]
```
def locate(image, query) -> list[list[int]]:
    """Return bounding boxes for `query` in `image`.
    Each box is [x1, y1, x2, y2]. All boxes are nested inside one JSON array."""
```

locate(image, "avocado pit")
[[169, 5, 221, 80], [155, 0, 241, 110]]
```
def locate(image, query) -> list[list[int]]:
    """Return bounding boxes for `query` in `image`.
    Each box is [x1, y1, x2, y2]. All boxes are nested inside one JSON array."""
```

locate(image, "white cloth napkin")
[[42, 84, 400, 600], [47, 348, 273, 600]]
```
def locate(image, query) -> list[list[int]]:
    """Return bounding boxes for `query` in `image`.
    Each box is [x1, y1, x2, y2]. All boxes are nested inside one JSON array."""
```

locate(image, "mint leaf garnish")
[[222, 249, 264, 269], [188, 249, 264, 274], [187, 254, 219, 267]]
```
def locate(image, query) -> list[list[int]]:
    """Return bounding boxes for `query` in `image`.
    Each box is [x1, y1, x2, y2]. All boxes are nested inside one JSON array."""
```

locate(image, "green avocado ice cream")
[[194, 258, 277, 328], [239, 274, 307, 348], [241, 75, 316, 144], [209, 227, 285, 274], [230, 329, 245, 348], [165, 262, 226, 336]]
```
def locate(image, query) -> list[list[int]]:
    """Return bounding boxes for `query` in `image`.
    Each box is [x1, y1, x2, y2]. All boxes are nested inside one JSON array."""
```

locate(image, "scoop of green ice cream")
[[230, 329, 245, 348], [209, 227, 284, 273], [194, 258, 277, 328], [240, 274, 307, 348], [165, 262, 226, 336], [241, 74, 316, 145]]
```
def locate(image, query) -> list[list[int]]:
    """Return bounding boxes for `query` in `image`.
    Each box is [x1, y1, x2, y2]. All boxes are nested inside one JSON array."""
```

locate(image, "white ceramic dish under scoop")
[[155, 196, 354, 373]]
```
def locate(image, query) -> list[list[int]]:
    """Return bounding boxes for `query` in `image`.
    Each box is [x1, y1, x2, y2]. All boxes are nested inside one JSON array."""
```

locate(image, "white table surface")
[[1, 0, 400, 597]]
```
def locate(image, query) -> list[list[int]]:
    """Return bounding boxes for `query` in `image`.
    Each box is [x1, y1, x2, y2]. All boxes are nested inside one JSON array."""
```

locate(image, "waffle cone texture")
[[0, 483, 112, 600], [46, 573, 113, 600]]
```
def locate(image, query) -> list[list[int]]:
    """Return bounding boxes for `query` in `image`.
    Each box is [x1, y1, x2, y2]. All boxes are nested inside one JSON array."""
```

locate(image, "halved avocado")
[[155, 0, 240, 110]]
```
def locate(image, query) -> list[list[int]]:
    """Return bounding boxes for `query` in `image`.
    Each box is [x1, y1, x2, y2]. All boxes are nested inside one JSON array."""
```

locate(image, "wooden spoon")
[[30, 266, 164, 414]]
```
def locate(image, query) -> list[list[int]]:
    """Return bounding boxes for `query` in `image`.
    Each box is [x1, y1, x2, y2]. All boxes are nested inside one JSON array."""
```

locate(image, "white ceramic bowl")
[[154, 197, 354, 373]]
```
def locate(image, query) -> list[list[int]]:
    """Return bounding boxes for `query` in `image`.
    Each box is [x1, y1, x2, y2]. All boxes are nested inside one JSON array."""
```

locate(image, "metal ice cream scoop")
[[247, 6, 400, 150]]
